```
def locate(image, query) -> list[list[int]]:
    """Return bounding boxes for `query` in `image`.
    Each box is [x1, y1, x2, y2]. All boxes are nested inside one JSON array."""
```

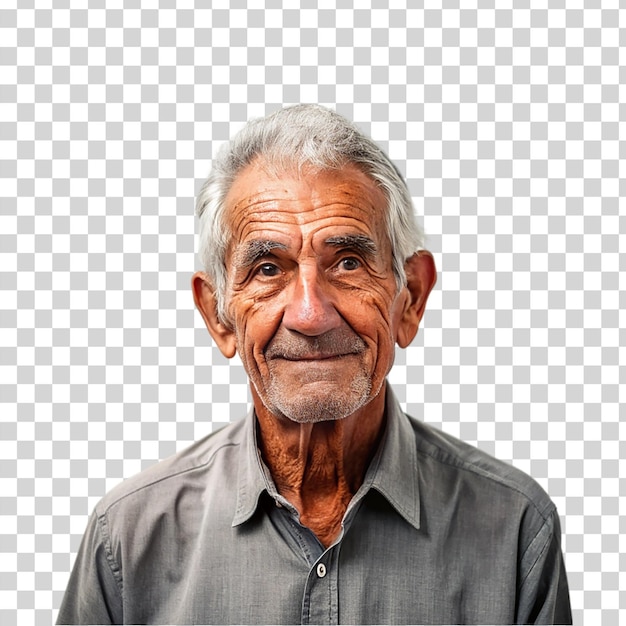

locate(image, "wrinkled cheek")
[[233, 309, 278, 381], [237, 337, 267, 393], [371, 328, 398, 377]]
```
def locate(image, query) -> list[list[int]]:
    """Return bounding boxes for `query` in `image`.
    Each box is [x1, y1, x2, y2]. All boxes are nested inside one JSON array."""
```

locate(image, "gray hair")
[[196, 104, 424, 323]]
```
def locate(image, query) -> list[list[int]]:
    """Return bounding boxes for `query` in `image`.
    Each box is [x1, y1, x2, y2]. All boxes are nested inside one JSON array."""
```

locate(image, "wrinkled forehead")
[[222, 159, 389, 232]]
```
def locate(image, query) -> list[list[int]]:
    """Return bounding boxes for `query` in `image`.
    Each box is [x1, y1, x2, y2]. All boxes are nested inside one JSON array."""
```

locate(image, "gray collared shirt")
[[57, 386, 571, 624]]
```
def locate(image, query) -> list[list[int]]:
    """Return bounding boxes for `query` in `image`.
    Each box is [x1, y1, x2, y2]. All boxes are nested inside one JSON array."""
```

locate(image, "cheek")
[[229, 296, 282, 356], [388, 289, 409, 333], [347, 286, 399, 338], [371, 288, 408, 353]]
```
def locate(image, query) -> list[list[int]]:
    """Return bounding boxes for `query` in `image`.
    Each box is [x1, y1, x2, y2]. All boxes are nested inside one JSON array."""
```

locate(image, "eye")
[[257, 263, 281, 277], [339, 257, 361, 271]]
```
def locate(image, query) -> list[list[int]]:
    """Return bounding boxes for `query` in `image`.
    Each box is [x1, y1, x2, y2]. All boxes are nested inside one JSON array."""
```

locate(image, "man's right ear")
[[191, 272, 237, 359]]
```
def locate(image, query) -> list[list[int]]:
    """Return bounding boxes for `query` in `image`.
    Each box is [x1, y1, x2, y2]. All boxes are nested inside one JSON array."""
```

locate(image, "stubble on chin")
[[261, 362, 373, 423]]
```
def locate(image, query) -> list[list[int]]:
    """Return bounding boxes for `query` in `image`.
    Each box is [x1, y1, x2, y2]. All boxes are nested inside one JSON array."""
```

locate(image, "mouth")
[[276, 353, 354, 362]]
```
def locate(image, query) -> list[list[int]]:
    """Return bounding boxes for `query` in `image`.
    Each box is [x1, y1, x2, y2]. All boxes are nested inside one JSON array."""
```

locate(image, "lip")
[[271, 353, 354, 362]]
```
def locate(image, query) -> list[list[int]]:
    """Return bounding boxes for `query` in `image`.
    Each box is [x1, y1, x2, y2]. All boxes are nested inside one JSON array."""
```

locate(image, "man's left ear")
[[396, 250, 437, 348]]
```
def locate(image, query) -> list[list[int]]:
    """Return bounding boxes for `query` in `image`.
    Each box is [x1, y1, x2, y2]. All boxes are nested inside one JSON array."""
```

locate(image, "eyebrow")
[[233, 234, 378, 270], [234, 239, 288, 269], [324, 234, 378, 259]]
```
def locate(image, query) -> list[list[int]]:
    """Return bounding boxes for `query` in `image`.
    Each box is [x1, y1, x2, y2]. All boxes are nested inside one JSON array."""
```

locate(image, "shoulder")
[[94, 416, 248, 518], [400, 413, 571, 622], [405, 412, 556, 522]]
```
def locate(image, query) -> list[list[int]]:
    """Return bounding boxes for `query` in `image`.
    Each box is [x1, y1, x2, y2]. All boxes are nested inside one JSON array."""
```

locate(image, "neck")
[[254, 387, 387, 547]]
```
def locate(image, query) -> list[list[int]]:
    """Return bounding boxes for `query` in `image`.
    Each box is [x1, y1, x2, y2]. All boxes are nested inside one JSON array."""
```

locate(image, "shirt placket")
[[301, 544, 340, 625], [269, 503, 345, 625]]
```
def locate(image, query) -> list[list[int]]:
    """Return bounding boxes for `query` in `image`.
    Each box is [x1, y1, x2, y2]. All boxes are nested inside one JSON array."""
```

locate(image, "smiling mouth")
[[277, 353, 354, 362]]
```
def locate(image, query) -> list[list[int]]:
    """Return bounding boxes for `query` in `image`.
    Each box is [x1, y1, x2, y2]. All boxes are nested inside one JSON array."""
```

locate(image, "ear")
[[395, 251, 437, 348], [191, 272, 237, 358]]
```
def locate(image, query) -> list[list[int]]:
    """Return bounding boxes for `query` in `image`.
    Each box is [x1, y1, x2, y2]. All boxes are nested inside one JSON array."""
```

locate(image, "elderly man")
[[58, 105, 571, 624]]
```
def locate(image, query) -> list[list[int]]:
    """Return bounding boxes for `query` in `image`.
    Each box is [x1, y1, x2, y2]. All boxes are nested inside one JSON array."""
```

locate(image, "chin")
[[263, 376, 374, 424]]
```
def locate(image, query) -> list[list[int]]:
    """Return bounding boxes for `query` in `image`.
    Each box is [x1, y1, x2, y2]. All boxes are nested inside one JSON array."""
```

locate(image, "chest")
[[122, 494, 518, 624]]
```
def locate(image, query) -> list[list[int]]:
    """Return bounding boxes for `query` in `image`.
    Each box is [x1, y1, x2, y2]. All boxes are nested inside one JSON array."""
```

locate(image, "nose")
[[282, 265, 342, 336]]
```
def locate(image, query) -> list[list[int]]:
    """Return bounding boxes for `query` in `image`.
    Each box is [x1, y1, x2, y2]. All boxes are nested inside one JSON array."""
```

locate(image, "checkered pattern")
[[2, 4, 624, 625]]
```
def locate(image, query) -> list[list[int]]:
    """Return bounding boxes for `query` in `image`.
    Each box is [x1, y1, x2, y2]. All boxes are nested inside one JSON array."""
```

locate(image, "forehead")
[[223, 160, 388, 237]]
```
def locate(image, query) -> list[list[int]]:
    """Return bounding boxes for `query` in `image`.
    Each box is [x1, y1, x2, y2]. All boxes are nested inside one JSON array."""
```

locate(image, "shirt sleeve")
[[56, 511, 124, 625], [516, 508, 572, 625]]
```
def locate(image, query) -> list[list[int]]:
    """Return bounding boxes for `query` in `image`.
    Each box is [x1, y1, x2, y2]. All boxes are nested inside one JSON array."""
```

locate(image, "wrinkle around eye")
[[231, 263, 281, 289], [327, 258, 393, 293]]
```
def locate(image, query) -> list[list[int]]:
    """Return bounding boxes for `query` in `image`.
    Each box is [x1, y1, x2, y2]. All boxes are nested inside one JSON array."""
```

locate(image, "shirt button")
[[316, 563, 327, 578]]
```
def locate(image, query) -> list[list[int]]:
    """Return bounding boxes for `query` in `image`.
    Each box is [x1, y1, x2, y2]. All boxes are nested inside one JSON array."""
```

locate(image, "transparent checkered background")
[[1, 3, 624, 625]]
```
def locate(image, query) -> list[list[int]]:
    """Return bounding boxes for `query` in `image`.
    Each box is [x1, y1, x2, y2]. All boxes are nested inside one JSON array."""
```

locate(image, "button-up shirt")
[[57, 386, 571, 624]]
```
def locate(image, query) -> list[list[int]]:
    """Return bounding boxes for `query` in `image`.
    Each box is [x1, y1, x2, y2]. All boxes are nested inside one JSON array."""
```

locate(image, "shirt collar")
[[232, 383, 420, 531], [232, 408, 269, 527], [361, 384, 421, 530]]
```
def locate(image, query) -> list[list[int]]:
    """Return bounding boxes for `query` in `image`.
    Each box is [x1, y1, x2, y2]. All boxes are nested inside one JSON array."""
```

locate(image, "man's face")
[[209, 161, 414, 424]]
